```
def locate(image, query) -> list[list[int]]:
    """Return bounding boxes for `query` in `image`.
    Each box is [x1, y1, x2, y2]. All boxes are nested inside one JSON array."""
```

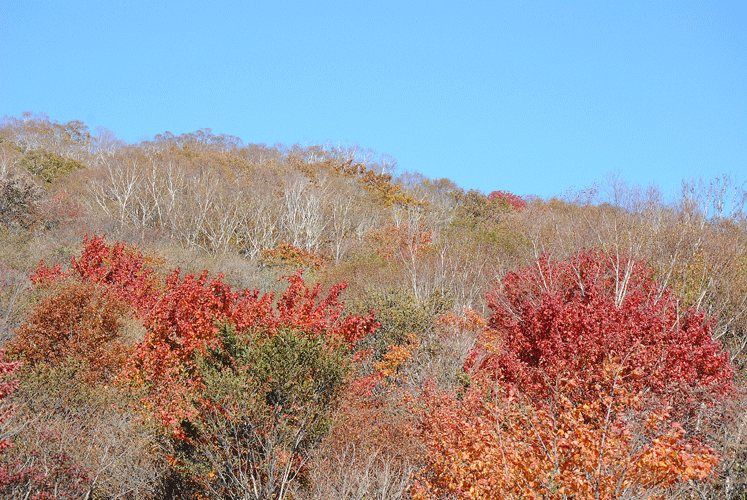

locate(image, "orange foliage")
[[7, 282, 132, 384], [375, 333, 421, 379], [413, 368, 719, 499], [375, 223, 433, 264], [260, 240, 327, 270], [435, 309, 486, 332], [412, 250, 734, 498]]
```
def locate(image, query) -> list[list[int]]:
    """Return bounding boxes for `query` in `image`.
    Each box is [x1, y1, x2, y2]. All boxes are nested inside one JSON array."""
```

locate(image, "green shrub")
[[19, 148, 85, 185], [176, 323, 352, 500]]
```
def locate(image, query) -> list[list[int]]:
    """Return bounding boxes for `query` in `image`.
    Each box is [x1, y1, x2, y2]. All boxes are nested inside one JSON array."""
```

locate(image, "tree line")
[[0, 112, 745, 498]]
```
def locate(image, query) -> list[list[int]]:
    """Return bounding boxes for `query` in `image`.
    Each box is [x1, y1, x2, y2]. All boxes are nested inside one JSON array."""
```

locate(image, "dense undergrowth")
[[0, 113, 746, 499]]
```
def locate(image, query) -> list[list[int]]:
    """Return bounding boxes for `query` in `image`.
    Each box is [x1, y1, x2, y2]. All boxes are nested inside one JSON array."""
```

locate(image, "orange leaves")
[[435, 309, 485, 332], [413, 378, 720, 500], [260, 240, 327, 271], [7, 281, 132, 384], [373, 222, 433, 265], [413, 249, 734, 499], [375, 333, 420, 379]]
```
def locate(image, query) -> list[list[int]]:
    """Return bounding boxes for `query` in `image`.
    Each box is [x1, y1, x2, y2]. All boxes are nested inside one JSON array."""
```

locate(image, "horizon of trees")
[[0, 112, 746, 499]]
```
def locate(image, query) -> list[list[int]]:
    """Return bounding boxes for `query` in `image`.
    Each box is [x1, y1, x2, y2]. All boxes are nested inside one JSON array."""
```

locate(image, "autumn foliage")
[[260, 239, 327, 270], [487, 189, 526, 211], [412, 249, 735, 499], [6, 235, 160, 383], [0, 234, 383, 498], [126, 267, 377, 440], [7, 282, 132, 384], [3, 115, 747, 499], [412, 377, 720, 499], [30, 234, 162, 315], [470, 249, 733, 414], [0, 351, 20, 453]]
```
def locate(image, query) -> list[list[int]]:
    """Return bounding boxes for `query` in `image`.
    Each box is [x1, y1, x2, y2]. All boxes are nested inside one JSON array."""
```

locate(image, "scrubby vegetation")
[[0, 112, 746, 498]]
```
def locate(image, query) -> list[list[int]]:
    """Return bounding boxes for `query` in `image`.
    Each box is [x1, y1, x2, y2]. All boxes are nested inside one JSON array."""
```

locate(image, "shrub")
[[1, 361, 157, 499], [183, 324, 353, 499], [468, 249, 734, 419], [7, 281, 132, 384], [413, 249, 736, 499]]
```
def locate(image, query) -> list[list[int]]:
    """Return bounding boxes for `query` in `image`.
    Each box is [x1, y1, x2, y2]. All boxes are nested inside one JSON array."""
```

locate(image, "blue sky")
[[1, 1, 745, 200]]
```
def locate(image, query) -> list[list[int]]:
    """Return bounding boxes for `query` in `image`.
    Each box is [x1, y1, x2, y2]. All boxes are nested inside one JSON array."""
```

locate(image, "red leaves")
[[468, 249, 734, 414], [413, 249, 735, 498], [31, 234, 161, 315], [262, 273, 378, 347], [0, 352, 20, 453], [487, 190, 526, 212], [142, 269, 236, 361], [14, 236, 379, 441], [7, 282, 132, 384], [12, 235, 162, 384], [126, 269, 378, 438]]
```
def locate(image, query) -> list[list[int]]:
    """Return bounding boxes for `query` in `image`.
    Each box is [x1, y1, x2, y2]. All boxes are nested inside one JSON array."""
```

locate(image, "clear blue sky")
[[1, 1, 745, 200]]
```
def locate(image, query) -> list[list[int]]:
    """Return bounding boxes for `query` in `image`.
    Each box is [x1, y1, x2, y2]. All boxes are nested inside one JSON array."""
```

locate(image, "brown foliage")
[[1, 362, 158, 499], [260, 239, 327, 271]]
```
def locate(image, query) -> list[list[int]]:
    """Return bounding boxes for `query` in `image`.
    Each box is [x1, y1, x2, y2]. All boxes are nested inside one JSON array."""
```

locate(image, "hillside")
[[1, 113, 746, 499]]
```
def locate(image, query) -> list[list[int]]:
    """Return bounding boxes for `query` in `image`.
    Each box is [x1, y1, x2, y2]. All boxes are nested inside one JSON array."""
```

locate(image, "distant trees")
[[2, 114, 747, 499], [76, 134, 401, 259], [487, 189, 526, 212], [1, 113, 93, 162]]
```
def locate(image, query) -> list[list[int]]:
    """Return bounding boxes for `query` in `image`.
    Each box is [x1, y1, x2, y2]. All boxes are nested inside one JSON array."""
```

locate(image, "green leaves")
[[187, 324, 354, 499], [19, 148, 85, 185]]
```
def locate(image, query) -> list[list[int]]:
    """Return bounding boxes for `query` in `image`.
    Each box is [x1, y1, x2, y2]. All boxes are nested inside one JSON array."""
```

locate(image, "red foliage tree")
[[8, 235, 158, 384], [467, 249, 734, 421], [19, 235, 378, 442], [260, 240, 327, 271], [123, 269, 378, 439], [12, 236, 379, 496], [487, 190, 526, 211], [412, 249, 735, 498], [31, 234, 161, 315]]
